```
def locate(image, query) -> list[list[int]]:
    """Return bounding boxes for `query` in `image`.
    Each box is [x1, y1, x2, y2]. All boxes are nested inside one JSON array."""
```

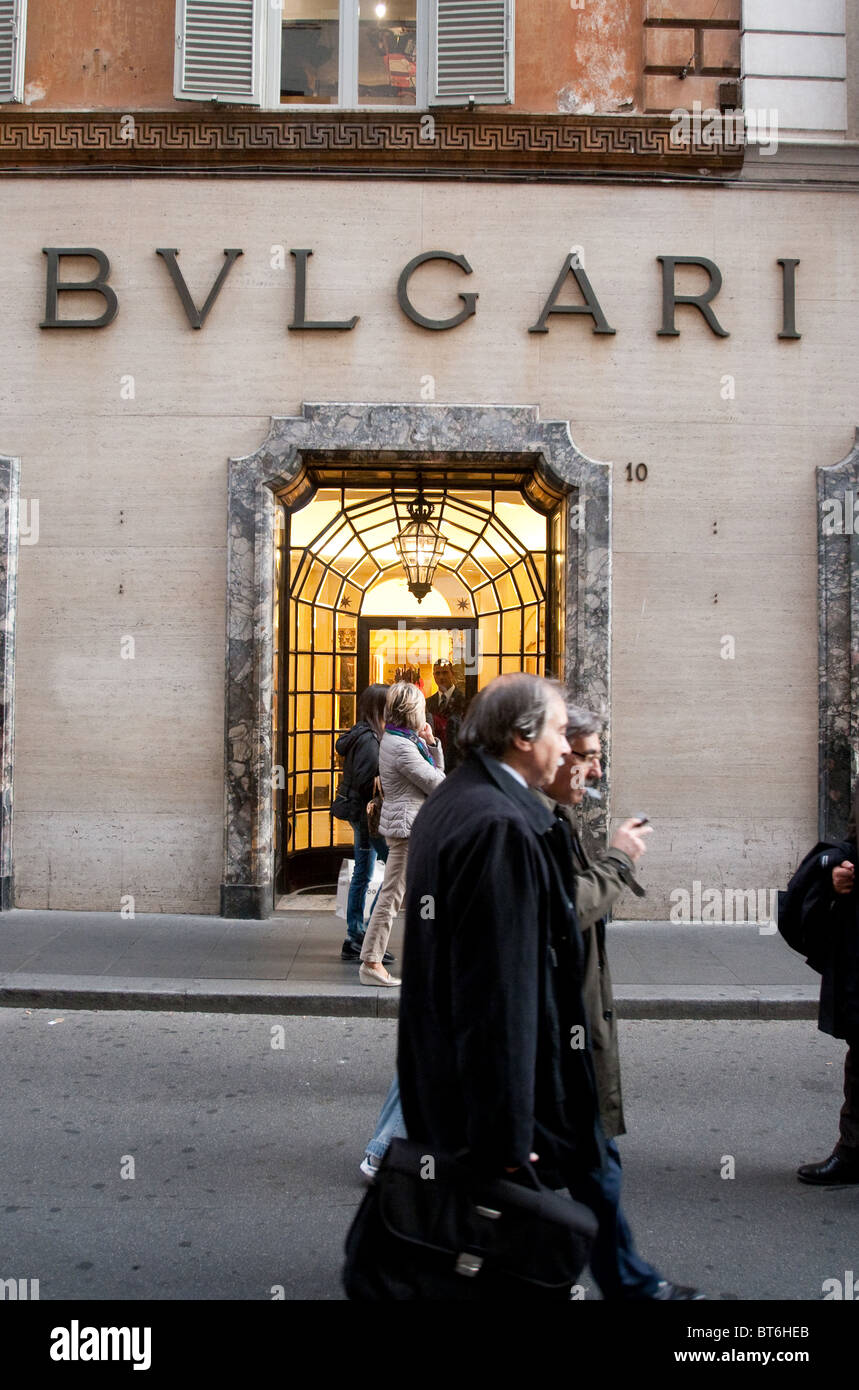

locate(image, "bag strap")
[[452, 1145, 542, 1193]]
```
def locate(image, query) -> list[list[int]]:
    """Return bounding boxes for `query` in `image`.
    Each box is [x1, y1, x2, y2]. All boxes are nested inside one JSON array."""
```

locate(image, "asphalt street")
[[0, 1009, 856, 1301]]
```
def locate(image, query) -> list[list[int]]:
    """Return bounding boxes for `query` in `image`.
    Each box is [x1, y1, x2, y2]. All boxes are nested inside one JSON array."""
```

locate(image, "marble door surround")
[[818, 428, 859, 842], [220, 402, 613, 919], [0, 454, 19, 912]]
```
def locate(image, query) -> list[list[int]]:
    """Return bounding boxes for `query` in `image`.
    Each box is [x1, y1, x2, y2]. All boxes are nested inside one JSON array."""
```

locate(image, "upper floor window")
[[278, 0, 420, 109], [174, 0, 512, 110]]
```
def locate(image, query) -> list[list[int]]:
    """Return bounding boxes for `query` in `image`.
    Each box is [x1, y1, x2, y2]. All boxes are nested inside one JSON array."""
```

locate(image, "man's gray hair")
[[459, 673, 564, 758], [564, 701, 604, 741]]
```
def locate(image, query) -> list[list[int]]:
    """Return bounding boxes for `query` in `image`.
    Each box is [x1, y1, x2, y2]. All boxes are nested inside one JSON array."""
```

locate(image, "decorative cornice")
[[0, 110, 744, 175]]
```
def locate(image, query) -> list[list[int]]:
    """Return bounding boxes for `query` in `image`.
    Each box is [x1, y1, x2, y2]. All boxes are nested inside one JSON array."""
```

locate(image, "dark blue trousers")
[[567, 1139, 662, 1300]]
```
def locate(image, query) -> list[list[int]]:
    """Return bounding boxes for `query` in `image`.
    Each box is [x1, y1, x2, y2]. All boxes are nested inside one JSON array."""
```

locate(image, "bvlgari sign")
[[39, 246, 803, 340]]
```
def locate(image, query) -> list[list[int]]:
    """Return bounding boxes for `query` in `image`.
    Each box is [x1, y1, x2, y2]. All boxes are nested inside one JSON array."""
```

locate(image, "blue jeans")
[[346, 818, 389, 943], [365, 1073, 407, 1161], [566, 1139, 662, 1299]]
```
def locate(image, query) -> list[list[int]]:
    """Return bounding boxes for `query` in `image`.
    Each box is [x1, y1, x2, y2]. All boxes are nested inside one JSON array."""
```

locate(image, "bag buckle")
[[474, 1205, 501, 1219], [455, 1252, 483, 1277]]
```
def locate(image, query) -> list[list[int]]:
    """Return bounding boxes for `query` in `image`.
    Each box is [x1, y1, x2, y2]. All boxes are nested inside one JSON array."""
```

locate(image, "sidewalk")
[[0, 899, 820, 1019]]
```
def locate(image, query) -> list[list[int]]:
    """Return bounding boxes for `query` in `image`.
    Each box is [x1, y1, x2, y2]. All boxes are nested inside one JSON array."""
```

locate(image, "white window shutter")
[[0, 0, 27, 104], [174, 0, 263, 105], [431, 0, 513, 107]]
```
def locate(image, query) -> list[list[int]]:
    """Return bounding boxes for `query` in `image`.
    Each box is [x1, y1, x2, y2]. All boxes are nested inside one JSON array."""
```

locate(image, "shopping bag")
[[335, 859, 386, 920]]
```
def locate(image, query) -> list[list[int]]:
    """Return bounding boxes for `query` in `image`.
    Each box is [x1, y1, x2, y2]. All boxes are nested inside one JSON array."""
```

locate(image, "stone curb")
[[0, 977, 818, 1020]]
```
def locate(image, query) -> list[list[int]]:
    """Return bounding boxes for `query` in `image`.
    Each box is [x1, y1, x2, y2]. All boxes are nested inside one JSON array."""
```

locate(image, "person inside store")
[[425, 658, 466, 772]]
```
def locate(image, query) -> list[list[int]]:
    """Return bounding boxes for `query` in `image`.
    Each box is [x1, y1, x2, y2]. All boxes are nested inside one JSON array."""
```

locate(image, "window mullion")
[[263, 1, 279, 109], [415, 0, 429, 110], [341, 0, 359, 109]]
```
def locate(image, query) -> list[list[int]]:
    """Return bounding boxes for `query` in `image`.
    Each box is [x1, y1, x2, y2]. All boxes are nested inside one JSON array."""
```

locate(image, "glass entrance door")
[[356, 617, 479, 704], [276, 483, 557, 893]]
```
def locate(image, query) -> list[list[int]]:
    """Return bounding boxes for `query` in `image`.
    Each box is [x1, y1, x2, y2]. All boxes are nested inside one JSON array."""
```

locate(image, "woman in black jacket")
[[335, 684, 390, 962]]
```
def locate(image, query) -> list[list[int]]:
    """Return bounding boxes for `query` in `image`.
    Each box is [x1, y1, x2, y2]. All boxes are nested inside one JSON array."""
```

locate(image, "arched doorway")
[[277, 482, 561, 891], [221, 404, 610, 919]]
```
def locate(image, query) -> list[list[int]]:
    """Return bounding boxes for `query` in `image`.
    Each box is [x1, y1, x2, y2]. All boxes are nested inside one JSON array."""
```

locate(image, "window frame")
[[265, 0, 430, 112]]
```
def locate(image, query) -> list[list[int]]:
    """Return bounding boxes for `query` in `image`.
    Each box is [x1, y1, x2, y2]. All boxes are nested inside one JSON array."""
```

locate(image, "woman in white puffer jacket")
[[359, 680, 445, 986]]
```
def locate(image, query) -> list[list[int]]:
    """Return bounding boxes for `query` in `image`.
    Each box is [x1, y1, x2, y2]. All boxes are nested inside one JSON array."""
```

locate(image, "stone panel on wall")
[[742, 0, 848, 135]]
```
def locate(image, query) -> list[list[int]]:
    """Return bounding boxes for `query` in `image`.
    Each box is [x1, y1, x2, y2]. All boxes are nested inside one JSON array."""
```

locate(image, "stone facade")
[[0, 177, 856, 916]]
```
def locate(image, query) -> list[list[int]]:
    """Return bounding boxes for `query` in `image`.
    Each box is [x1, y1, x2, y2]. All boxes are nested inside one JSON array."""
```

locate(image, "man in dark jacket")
[[334, 689, 393, 965], [397, 672, 603, 1190], [425, 659, 466, 772], [537, 703, 702, 1299], [796, 784, 859, 1185]]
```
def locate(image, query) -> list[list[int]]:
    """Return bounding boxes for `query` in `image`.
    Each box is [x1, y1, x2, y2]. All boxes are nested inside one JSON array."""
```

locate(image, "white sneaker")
[[359, 1153, 382, 1183]]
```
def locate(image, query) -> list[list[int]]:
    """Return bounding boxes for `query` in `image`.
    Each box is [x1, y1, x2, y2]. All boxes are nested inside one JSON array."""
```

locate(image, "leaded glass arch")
[[278, 484, 553, 886]]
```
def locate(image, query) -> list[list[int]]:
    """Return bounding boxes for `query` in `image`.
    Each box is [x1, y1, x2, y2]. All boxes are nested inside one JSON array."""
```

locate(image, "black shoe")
[[648, 1281, 706, 1301], [797, 1151, 859, 1186], [340, 938, 395, 965]]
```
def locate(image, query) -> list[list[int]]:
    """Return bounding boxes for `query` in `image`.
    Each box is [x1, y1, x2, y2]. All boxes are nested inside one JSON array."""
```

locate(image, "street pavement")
[[0, 1009, 856, 1301], [0, 904, 818, 1018]]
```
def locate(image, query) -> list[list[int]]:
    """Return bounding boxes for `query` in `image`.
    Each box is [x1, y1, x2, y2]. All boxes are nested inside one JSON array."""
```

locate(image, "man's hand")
[[833, 861, 855, 895], [610, 818, 653, 863]]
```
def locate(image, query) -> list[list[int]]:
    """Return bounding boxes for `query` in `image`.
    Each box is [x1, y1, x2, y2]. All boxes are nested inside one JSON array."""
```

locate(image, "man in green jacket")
[[536, 702, 703, 1300]]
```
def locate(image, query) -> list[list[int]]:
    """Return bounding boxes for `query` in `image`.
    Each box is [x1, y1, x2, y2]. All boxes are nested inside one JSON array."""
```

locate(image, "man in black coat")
[[796, 786, 859, 1185], [397, 672, 603, 1187], [425, 659, 466, 772]]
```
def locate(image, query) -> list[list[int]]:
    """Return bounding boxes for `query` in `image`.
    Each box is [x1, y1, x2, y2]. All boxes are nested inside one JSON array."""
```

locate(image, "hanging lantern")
[[394, 482, 447, 603]]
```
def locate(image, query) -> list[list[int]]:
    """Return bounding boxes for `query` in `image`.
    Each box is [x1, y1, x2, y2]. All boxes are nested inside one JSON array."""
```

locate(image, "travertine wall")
[[0, 177, 855, 914]]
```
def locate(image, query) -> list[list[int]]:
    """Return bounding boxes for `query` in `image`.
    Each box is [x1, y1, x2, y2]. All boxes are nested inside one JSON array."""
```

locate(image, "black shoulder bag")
[[343, 1137, 597, 1301], [777, 840, 851, 967], [330, 775, 355, 822]]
